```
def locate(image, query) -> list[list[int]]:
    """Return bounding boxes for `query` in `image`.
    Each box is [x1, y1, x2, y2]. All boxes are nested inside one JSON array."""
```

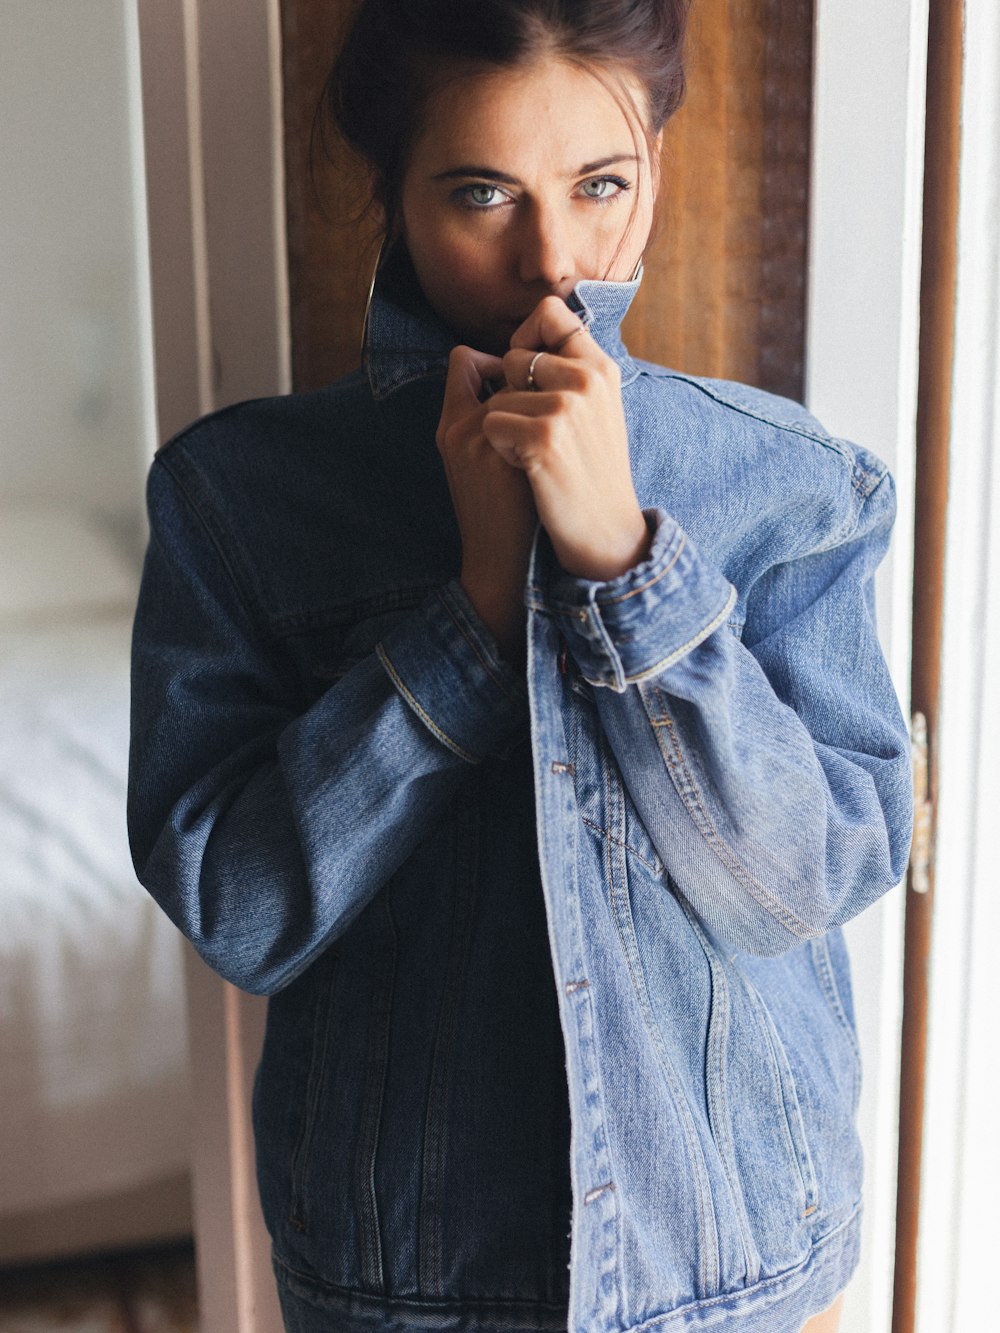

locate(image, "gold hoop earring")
[[628, 253, 644, 283], [360, 235, 389, 364]]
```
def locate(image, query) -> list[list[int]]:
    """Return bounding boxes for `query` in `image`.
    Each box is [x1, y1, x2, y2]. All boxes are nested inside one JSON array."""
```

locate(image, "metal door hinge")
[[909, 711, 933, 893]]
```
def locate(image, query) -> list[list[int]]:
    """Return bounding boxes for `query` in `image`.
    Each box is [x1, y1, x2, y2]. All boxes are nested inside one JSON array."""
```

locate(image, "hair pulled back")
[[325, 0, 691, 236]]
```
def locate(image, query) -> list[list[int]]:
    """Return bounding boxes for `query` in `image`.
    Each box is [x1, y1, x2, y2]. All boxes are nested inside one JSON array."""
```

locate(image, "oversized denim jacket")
[[128, 255, 913, 1333]]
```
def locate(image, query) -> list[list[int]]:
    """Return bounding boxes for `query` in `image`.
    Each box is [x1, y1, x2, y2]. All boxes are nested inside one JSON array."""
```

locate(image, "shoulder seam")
[[636, 365, 854, 459], [153, 447, 271, 644], [155, 374, 368, 458]]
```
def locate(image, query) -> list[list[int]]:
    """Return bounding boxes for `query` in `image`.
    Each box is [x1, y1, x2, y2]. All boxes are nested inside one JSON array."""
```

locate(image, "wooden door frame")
[[891, 0, 963, 1328], [912, 2, 1000, 1328]]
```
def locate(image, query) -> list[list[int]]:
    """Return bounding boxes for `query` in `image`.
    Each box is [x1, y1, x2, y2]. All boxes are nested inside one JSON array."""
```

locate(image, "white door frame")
[[807, 3, 927, 1331]]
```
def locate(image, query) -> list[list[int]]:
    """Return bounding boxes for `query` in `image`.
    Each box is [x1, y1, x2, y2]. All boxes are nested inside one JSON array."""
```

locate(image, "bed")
[[0, 502, 192, 1264]]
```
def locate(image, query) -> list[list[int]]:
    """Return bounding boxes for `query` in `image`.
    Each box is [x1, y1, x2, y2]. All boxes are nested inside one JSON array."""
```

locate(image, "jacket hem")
[[620, 1207, 861, 1332], [272, 1252, 571, 1332], [270, 1206, 858, 1333]]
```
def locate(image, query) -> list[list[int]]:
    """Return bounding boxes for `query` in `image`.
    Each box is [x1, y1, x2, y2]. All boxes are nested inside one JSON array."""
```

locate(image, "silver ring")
[[526, 351, 545, 391]]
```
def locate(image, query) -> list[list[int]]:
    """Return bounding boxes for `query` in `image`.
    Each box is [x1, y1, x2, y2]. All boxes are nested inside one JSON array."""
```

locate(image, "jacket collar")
[[364, 241, 643, 401]]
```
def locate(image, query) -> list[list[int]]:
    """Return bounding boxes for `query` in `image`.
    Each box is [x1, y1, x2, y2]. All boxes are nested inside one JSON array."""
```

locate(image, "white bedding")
[[0, 507, 191, 1228]]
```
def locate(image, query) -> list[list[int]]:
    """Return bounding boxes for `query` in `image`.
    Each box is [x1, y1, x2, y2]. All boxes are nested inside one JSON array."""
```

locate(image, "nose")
[[516, 201, 576, 292]]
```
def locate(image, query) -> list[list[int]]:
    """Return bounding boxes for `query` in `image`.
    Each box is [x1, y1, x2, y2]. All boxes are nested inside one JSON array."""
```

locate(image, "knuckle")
[[597, 355, 620, 387], [438, 419, 462, 453]]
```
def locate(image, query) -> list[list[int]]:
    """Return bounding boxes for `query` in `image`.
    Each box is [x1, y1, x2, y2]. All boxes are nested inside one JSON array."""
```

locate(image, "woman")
[[128, 2, 913, 1330]]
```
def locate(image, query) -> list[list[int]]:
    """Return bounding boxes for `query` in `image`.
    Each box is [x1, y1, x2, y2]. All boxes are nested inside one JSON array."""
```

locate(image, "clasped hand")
[[436, 295, 652, 664]]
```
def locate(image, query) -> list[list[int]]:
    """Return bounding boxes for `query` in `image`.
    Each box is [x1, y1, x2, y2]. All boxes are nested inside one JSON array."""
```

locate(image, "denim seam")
[[354, 893, 396, 1290], [739, 972, 819, 1214], [587, 596, 628, 691], [621, 1201, 861, 1331], [802, 468, 892, 559], [679, 898, 761, 1284], [809, 937, 863, 1070], [272, 1251, 572, 1318], [374, 643, 478, 764], [600, 748, 718, 1296], [583, 586, 736, 689], [598, 759, 641, 1309], [418, 797, 479, 1296], [647, 696, 810, 940], [288, 963, 339, 1233], [370, 363, 447, 401], [156, 452, 268, 644], [270, 584, 438, 636], [581, 816, 663, 876], [595, 531, 686, 606], [639, 369, 858, 461], [436, 588, 524, 706], [526, 532, 683, 617], [155, 374, 368, 461]]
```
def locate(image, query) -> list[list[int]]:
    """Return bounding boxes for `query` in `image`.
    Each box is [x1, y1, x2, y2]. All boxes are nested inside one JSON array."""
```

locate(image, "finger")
[[480, 434, 525, 470], [479, 419, 528, 471], [509, 295, 591, 357], [484, 390, 565, 421], [481, 410, 553, 470], [501, 348, 589, 395], [442, 345, 506, 418]]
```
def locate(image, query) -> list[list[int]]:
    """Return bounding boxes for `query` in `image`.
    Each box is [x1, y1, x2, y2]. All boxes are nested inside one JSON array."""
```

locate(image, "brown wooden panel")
[[892, 0, 963, 1327], [626, 0, 812, 395], [280, 0, 380, 391], [281, 0, 812, 399]]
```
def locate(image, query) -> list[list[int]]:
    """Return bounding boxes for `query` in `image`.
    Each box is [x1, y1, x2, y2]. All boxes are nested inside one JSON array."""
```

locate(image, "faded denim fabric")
[[128, 249, 913, 1332]]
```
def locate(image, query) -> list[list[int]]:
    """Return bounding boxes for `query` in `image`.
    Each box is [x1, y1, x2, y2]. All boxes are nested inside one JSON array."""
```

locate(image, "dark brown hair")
[[323, 0, 691, 238]]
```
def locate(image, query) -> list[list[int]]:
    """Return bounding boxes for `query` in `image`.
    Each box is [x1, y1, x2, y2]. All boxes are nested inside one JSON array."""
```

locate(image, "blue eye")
[[456, 184, 508, 209], [580, 175, 631, 202]]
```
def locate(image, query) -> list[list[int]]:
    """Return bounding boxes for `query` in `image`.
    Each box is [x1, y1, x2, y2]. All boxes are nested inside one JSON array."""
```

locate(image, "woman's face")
[[399, 58, 661, 355]]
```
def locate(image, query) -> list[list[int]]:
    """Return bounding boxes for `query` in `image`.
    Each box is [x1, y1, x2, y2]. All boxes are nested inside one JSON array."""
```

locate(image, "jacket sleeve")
[[127, 452, 527, 995], [533, 465, 913, 958]]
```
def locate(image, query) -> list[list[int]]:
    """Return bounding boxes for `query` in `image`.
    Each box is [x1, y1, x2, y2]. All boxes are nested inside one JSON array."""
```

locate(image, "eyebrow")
[[431, 154, 640, 184]]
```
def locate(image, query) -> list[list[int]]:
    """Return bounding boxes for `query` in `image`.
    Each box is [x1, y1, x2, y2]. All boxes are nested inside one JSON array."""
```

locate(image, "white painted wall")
[[0, 0, 153, 542], [807, 3, 928, 1330]]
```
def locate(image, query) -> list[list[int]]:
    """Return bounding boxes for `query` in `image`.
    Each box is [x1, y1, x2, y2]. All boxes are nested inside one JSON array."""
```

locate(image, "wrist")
[[459, 571, 527, 669], [552, 508, 653, 581]]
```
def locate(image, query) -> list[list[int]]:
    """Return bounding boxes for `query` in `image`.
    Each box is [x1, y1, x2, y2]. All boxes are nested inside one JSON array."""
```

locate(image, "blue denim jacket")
[[128, 253, 913, 1332]]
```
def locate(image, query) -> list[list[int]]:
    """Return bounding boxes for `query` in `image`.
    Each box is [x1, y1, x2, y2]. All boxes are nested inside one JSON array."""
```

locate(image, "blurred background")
[[0, 0, 192, 1325]]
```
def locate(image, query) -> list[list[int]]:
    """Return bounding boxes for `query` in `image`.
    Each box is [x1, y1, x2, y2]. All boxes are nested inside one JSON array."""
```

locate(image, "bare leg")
[[800, 1293, 844, 1333]]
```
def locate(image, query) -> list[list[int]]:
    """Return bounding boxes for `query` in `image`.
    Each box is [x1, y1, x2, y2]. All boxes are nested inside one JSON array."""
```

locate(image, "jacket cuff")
[[376, 580, 528, 762], [529, 508, 737, 691]]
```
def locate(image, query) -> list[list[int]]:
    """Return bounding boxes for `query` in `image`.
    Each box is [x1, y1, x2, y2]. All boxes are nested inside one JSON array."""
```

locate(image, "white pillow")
[[0, 503, 139, 623]]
